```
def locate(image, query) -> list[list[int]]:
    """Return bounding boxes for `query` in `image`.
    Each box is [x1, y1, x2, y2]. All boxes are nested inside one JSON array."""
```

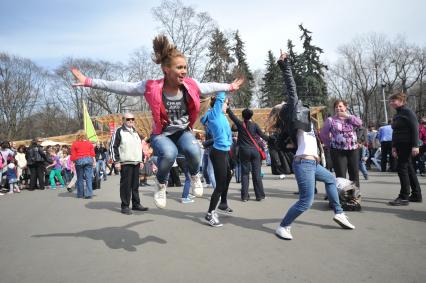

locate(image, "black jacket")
[[392, 105, 419, 147], [278, 58, 311, 142], [227, 109, 270, 148], [25, 144, 48, 166]]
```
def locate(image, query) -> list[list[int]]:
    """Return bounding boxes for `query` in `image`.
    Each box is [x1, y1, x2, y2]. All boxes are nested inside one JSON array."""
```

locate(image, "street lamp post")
[[382, 84, 388, 123]]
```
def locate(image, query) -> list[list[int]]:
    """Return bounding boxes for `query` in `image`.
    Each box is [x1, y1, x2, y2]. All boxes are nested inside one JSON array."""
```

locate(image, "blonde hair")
[[152, 35, 185, 68], [76, 131, 87, 141]]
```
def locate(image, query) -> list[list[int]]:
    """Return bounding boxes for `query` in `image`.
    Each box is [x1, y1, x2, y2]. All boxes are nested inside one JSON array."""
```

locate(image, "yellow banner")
[[83, 102, 98, 142]]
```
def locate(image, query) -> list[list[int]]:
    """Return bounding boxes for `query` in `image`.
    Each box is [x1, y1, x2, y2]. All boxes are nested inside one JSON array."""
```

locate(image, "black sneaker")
[[389, 197, 409, 206], [132, 205, 149, 211], [121, 207, 133, 215], [217, 205, 233, 214], [408, 195, 423, 203], [205, 211, 223, 227]]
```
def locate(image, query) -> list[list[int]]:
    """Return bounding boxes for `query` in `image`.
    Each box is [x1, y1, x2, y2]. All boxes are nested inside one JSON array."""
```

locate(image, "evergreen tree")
[[231, 31, 254, 108], [260, 51, 284, 107], [297, 24, 328, 105], [204, 28, 234, 83]]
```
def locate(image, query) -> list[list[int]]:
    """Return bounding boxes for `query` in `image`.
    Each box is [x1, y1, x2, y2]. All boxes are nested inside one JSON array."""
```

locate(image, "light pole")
[[382, 83, 388, 123]]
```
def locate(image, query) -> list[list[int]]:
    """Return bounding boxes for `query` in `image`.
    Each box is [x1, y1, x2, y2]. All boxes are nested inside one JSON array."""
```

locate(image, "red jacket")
[[145, 78, 201, 134], [70, 140, 95, 161]]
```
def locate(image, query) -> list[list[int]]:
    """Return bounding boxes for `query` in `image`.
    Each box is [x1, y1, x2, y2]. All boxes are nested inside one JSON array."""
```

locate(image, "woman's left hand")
[[412, 147, 420, 156], [230, 78, 245, 91]]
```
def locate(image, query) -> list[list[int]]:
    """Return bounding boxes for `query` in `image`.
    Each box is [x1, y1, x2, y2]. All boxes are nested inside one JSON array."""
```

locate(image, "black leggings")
[[330, 148, 360, 187], [208, 148, 232, 213]]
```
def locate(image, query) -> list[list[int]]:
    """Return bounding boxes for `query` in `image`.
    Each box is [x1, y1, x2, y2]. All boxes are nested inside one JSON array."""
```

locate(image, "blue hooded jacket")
[[200, 92, 232, 151]]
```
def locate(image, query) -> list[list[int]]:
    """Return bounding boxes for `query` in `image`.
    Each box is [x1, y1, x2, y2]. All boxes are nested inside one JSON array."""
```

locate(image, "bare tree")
[[0, 53, 47, 140], [55, 58, 139, 124], [127, 47, 162, 111], [152, 0, 217, 80], [327, 33, 425, 126]]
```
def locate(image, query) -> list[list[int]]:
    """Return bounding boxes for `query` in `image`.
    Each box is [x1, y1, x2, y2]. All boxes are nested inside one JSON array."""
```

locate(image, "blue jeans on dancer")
[[75, 157, 94, 198], [281, 159, 344, 227], [150, 130, 201, 184]]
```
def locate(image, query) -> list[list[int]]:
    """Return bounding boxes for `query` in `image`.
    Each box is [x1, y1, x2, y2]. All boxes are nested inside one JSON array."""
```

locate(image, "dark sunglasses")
[[126, 118, 135, 121]]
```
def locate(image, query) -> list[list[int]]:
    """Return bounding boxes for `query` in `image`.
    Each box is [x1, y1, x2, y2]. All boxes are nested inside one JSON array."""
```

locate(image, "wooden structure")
[[15, 104, 326, 145], [93, 104, 326, 139]]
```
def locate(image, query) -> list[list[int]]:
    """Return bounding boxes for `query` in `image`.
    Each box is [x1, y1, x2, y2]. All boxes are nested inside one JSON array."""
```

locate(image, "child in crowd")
[[47, 148, 65, 189], [7, 162, 20, 194], [359, 141, 369, 180], [62, 149, 73, 185]]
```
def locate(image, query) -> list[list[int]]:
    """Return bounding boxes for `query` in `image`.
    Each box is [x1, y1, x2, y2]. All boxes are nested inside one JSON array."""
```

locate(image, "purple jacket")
[[419, 125, 426, 146], [320, 115, 362, 150]]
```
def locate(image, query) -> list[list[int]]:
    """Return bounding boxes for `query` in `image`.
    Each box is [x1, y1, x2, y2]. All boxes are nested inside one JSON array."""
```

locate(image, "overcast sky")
[[1, 0, 425, 72]]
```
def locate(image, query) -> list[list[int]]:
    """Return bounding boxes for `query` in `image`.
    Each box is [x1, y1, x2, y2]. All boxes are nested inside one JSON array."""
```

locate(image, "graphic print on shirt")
[[162, 90, 190, 135]]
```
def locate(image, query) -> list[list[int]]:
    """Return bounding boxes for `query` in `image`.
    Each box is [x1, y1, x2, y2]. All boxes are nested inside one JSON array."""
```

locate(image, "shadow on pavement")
[[57, 192, 77, 198], [85, 200, 121, 212], [360, 205, 426, 223], [84, 201, 344, 235], [32, 220, 166, 252]]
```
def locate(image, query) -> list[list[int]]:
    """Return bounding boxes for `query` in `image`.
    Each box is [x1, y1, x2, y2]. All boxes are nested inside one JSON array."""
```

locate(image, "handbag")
[[242, 122, 267, 160]]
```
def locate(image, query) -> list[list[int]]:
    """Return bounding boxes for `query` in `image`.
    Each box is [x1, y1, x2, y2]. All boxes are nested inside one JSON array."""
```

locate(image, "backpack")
[[335, 177, 362, 211]]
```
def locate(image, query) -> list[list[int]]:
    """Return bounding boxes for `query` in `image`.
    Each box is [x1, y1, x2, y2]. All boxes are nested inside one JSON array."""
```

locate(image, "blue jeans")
[[96, 160, 107, 180], [359, 160, 368, 177], [75, 157, 94, 198], [206, 155, 216, 189], [64, 169, 73, 184], [150, 131, 201, 184], [281, 159, 343, 227], [181, 166, 191, 198], [202, 151, 210, 184]]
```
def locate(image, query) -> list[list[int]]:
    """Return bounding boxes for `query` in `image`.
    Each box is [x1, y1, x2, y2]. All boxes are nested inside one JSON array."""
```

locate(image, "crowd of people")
[[0, 138, 113, 196], [4, 35, 422, 241]]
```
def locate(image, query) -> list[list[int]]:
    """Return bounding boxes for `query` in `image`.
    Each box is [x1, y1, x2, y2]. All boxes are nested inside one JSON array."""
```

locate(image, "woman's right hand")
[[70, 68, 87, 87], [336, 111, 350, 119]]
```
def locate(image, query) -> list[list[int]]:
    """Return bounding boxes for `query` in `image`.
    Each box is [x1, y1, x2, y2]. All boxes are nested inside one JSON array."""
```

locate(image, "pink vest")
[[144, 78, 201, 135]]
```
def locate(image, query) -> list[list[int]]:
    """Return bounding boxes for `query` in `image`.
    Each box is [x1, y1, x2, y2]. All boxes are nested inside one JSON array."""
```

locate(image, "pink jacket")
[[145, 78, 200, 134]]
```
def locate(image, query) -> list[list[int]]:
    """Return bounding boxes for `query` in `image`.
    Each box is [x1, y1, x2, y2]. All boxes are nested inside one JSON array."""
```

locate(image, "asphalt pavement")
[[0, 167, 425, 283]]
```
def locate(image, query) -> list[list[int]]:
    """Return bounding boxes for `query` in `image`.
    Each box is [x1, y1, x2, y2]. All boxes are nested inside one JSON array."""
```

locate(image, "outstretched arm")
[[196, 78, 244, 95], [277, 51, 298, 107], [226, 108, 243, 129], [71, 68, 146, 96]]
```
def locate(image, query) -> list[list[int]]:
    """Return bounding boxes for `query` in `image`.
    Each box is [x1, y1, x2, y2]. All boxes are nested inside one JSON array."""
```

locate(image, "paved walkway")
[[0, 167, 425, 283]]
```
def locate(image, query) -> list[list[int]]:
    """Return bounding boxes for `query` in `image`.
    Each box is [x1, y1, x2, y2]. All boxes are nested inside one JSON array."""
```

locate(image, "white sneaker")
[[154, 179, 167, 209], [279, 174, 286, 179], [190, 174, 203, 197], [333, 213, 355, 229], [275, 225, 293, 240], [205, 210, 223, 227]]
